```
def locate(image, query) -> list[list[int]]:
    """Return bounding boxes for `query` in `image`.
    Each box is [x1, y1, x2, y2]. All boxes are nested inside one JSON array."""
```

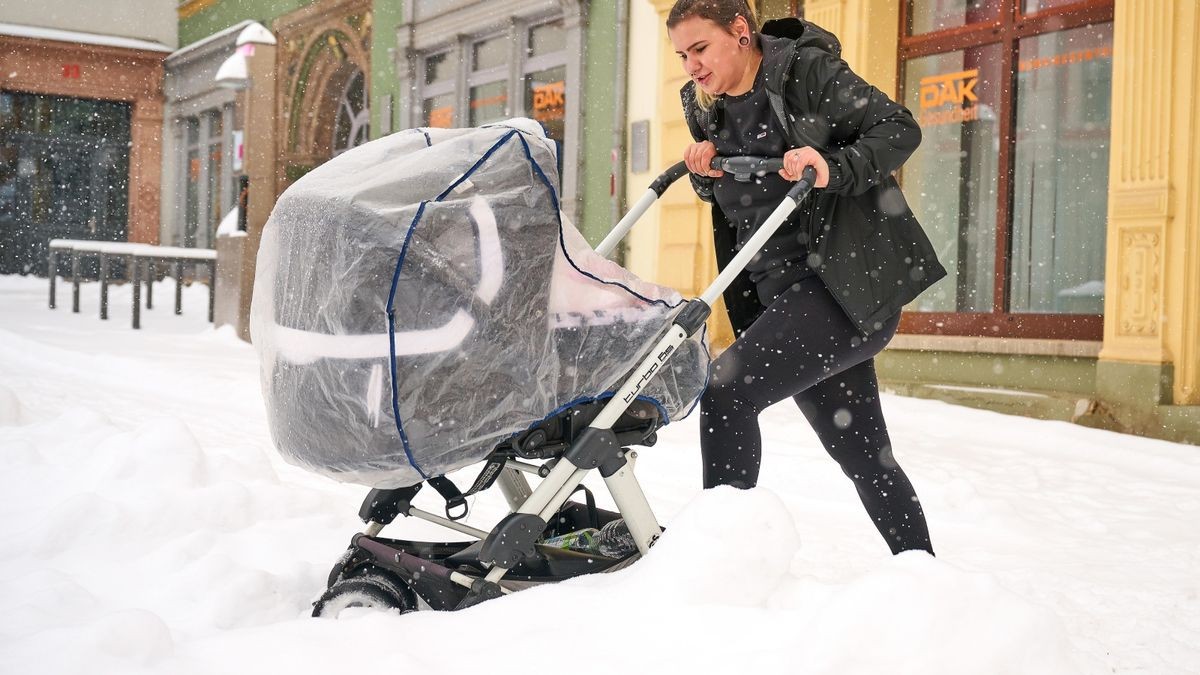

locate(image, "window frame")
[[418, 49, 456, 128], [466, 32, 512, 126], [896, 0, 1114, 340], [412, 16, 567, 136], [520, 17, 568, 137], [179, 106, 231, 249]]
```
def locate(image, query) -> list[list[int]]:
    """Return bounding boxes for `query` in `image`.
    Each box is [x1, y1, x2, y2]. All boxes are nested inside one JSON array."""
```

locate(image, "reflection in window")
[[902, 44, 1003, 312], [1023, 0, 1088, 13], [423, 50, 455, 128], [423, 93, 455, 128], [525, 66, 566, 142], [1010, 23, 1112, 314], [470, 81, 508, 126], [907, 0, 999, 35]]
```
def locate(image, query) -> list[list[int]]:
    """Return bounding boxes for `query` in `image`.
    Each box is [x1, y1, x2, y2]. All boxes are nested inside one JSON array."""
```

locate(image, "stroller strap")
[[427, 451, 509, 521]]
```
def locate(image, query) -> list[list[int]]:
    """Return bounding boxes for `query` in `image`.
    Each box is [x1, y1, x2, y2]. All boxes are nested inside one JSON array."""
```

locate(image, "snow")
[[1, 273, 1198, 674], [0, 22, 173, 53]]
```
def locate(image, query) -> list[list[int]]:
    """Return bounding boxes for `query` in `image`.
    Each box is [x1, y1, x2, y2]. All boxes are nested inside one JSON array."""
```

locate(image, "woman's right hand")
[[684, 141, 723, 178]]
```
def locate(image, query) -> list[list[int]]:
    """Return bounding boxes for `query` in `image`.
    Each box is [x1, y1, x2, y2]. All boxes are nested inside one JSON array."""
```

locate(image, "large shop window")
[[899, 0, 1113, 339], [416, 18, 567, 142], [0, 92, 130, 275]]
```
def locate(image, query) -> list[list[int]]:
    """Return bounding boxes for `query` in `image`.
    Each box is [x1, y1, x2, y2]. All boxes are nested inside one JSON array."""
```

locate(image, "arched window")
[[333, 70, 370, 156]]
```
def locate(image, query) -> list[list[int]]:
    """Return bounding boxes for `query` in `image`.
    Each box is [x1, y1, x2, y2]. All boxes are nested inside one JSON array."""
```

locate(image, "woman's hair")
[[667, 0, 760, 110]]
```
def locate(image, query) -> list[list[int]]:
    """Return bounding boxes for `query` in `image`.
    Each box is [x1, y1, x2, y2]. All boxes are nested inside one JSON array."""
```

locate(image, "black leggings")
[[699, 275, 933, 555]]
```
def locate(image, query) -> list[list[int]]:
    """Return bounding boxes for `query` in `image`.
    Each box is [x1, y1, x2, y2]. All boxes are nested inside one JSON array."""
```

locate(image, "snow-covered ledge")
[[885, 334, 1103, 359]]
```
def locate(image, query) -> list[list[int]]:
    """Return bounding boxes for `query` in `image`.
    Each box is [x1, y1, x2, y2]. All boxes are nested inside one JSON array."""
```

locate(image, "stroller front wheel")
[[312, 571, 417, 618]]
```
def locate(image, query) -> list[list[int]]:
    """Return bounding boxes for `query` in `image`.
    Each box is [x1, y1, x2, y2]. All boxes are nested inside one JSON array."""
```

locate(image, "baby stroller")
[[251, 119, 817, 615]]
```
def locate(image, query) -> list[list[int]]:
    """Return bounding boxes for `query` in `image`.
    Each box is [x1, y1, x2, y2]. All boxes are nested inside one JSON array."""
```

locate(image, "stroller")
[[250, 119, 817, 615]]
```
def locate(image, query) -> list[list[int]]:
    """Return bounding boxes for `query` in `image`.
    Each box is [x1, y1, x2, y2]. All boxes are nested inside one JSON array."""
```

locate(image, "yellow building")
[[623, 0, 1199, 444]]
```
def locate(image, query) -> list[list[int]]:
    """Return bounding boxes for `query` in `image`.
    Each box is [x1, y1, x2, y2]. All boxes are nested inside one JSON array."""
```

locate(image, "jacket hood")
[[760, 17, 841, 57]]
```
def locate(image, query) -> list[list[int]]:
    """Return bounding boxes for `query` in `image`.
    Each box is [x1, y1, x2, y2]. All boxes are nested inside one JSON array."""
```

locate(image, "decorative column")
[[128, 95, 165, 245], [804, 0, 900, 96], [1099, 0, 1200, 406], [234, 41, 278, 341]]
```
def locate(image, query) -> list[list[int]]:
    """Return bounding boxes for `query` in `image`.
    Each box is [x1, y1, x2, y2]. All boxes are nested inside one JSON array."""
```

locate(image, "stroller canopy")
[[251, 119, 709, 488]]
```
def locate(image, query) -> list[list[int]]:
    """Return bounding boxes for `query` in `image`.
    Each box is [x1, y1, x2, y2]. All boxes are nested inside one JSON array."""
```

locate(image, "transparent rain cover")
[[251, 120, 709, 488]]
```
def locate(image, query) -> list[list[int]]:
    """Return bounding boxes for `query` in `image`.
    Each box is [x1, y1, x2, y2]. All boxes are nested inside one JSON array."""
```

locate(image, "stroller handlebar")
[[594, 158, 816, 260], [709, 155, 783, 181]]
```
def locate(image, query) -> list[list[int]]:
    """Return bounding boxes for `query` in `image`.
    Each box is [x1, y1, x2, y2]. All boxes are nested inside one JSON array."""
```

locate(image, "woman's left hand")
[[780, 147, 830, 187]]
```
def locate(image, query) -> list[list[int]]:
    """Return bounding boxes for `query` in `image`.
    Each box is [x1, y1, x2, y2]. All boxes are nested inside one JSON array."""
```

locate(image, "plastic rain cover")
[[251, 119, 709, 488]]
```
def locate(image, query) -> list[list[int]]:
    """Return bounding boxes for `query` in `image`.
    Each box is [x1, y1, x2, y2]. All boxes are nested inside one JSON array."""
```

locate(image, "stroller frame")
[[316, 158, 816, 614]]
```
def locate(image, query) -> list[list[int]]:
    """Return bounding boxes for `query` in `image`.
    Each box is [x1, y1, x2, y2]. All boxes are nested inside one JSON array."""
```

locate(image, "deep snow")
[[1, 274, 1197, 674]]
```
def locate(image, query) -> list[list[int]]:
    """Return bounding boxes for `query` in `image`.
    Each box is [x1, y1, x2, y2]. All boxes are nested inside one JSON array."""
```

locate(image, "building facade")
[[0, 1, 176, 275], [174, 0, 622, 336], [624, 0, 1199, 443], [393, 0, 622, 241]]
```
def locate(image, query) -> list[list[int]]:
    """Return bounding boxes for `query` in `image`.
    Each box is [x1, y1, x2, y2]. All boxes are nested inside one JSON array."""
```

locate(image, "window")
[[180, 108, 229, 249], [523, 20, 567, 141], [469, 35, 509, 126], [899, 0, 1113, 339], [907, 0, 998, 35], [333, 70, 370, 155], [422, 51, 455, 128], [415, 18, 567, 141]]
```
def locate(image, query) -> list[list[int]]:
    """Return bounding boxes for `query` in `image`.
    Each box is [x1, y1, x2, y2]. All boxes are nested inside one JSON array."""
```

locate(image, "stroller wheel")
[[325, 547, 359, 588], [312, 569, 417, 618]]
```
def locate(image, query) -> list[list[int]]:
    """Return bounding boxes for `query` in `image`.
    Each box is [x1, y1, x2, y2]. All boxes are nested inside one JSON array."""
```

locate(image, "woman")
[[667, 0, 946, 555]]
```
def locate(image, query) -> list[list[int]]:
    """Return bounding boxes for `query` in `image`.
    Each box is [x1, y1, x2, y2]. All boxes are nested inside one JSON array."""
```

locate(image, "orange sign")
[[428, 106, 453, 129], [532, 80, 565, 121], [919, 70, 978, 109], [470, 93, 507, 110], [1018, 46, 1112, 73], [918, 69, 980, 127]]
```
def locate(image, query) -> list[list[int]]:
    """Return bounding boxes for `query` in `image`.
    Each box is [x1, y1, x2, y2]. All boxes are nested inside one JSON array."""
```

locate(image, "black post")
[[100, 252, 110, 320], [71, 251, 81, 313], [146, 261, 154, 309], [238, 175, 249, 232], [48, 249, 57, 309], [174, 259, 184, 315], [207, 259, 216, 323], [132, 258, 141, 330]]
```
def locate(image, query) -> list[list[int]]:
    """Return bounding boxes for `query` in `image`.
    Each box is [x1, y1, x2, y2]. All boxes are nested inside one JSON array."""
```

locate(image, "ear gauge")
[[739, 35, 750, 47]]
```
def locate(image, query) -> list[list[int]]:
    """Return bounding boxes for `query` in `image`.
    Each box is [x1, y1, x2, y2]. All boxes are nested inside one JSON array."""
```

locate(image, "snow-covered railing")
[[47, 240, 217, 329]]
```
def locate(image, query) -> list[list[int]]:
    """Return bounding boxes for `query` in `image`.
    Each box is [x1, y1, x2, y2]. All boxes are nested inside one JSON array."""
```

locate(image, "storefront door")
[[0, 91, 130, 276]]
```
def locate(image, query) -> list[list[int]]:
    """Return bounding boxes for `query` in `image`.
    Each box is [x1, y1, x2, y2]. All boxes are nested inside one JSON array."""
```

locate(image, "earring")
[[739, 35, 750, 47]]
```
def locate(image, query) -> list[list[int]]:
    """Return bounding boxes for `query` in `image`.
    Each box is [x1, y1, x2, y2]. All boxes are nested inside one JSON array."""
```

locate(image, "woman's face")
[[669, 15, 748, 96]]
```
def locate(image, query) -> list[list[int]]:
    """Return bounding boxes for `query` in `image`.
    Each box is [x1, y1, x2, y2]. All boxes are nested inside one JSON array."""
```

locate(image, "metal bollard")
[[48, 250, 57, 309], [174, 260, 184, 315]]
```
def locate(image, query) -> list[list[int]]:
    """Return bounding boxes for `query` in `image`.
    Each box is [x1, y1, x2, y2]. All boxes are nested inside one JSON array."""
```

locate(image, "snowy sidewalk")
[[1, 274, 1197, 674]]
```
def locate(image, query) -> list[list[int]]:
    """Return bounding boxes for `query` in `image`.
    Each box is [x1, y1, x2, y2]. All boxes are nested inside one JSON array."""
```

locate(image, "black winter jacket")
[[682, 18, 947, 338]]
